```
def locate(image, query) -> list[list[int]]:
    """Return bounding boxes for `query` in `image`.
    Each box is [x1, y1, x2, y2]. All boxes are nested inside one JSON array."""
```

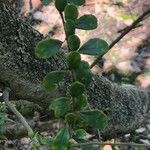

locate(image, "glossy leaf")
[[67, 0, 85, 6], [78, 38, 108, 56], [43, 71, 66, 92], [53, 128, 70, 150], [35, 38, 62, 59], [76, 15, 97, 30], [79, 109, 107, 129]]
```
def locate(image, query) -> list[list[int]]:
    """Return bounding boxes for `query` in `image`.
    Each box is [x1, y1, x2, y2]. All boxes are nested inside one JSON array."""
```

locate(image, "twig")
[[59, 12, 65, 26], [90, 9, 150, 69], [3, 87, 33, 134], [71, 141, 150, 148], [118, 24, 143, 33]]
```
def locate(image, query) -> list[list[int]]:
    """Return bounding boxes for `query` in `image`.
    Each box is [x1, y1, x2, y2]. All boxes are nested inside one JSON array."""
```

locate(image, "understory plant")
[[35, 0, 109, 149]]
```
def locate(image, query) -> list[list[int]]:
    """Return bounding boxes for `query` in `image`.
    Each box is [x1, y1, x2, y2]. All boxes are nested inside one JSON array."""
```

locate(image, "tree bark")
[[0, 1, 149, 139]]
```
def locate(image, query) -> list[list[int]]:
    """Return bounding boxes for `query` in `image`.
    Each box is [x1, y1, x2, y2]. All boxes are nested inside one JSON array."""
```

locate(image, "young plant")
[[35, 0, 109, 149]]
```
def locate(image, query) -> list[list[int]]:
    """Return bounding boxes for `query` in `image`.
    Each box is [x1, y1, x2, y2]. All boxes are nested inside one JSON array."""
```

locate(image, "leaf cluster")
[[35, 0, 109, 149]]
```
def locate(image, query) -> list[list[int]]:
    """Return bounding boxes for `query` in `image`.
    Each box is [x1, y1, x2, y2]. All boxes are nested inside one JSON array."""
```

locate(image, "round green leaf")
[[78, 38, 109, 56], [35, 38, 62, 59], [75, 15, 98, 30], [70, 81, 85, 97], [79, 109, 108, 129], [65, 19, 75, 36], [75, 61, 93, 86], [43, 71, 66, 92], [55, 0, 67, 12], [53, 128, 70, 150], [66, 51, 81, 69], [64, 4, 78, 20], [68, 35, 80, 51], [50, 97, 70, 117], [65, 113, 76, 125], [67, 0, 85, 6], [74, 129, 87, 140], [75, 94, 88, 110]]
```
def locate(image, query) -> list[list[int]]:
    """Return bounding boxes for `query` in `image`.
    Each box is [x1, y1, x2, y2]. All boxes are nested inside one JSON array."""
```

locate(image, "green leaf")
[[43, 0, 53, 5], [70, 81, 85, 97], [75, 94, 87, 110], [43, 71, 66, 92], [75, 15, 98, 30], [53, 128, 70, 150], [67, 0, 85, 6], [35, 38, 62, 59], [68, 35, 80, 51], [78, 38, 108, 56], [65, 113, 76, 125], [65, 19, 75, 36], [74, 129, 87, 140], [30, 132, 53, 148], [64, 4, 78, 20], [79, 109, 107, 129], [67, 51, 81, 69], [55, 0, 67, 12], [75, 61, 93, 86], [50, 97, 70, 117]]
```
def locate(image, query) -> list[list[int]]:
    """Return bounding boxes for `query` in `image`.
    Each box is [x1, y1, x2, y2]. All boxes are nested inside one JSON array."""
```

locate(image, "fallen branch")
[[3, 87, 33, 134]]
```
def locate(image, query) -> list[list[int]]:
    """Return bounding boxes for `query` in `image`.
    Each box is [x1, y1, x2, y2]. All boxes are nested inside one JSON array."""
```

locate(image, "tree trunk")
[[0, 1, 149, 138]]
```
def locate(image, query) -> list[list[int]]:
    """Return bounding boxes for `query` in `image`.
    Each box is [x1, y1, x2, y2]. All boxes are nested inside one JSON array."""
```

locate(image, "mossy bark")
[[0, 1, 149, 138]]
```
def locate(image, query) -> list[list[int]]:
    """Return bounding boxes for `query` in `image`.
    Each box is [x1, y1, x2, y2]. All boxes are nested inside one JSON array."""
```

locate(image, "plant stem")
[[59, 11, 77, 112], [59, 12, 65, 27], [59, 12, 71, 51], [3, 87, 33, 134]]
